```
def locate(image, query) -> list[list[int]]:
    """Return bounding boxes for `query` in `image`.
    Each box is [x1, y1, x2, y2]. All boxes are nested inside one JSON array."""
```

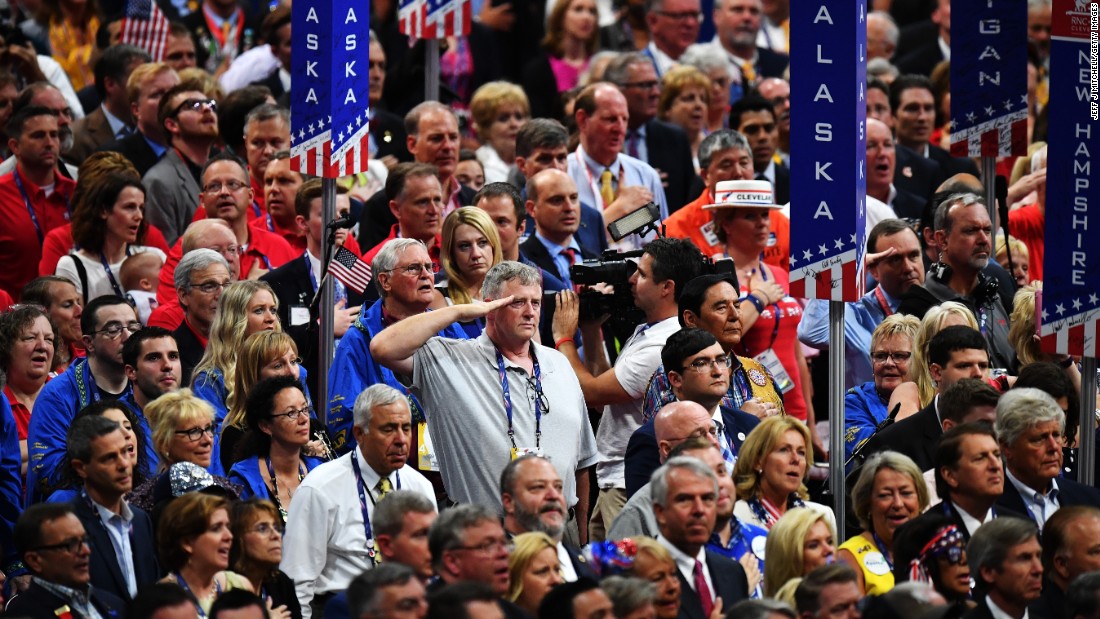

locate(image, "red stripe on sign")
[[1010, 118, 1028, 156], [950, 138, 967, 158], [980, 128, 999, 157], [815, 269, 831, 299], [843, 259, 859, 300], [790, 276, 805, 299]]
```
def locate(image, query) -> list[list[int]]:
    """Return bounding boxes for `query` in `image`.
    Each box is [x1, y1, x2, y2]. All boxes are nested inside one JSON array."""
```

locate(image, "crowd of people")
[[0, 0, 1089, 618]]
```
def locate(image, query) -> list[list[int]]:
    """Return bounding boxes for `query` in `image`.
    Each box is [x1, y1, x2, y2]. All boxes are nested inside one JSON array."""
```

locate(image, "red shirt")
[[241, 227, 297, 277], [37, 222, 171, 276], [0, 169, 76, 300], [363, 225, 442, 270], [250, 214, 307, 254], [738, 267, 807, 421], [1008, 202, 1044, 282], [4, 384, 31, 440], [663, 188, 790, 271], [0, 288, 11, 312], [148, 299, 184, 329]]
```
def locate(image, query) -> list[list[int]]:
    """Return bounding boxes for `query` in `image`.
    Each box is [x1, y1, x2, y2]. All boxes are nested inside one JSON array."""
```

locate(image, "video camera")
[[568, 202, 736, 339]]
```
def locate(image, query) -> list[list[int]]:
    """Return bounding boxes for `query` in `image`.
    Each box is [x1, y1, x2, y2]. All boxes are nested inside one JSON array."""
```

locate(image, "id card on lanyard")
[[495, 346, 543, 460], [744, 267, 795, 393]]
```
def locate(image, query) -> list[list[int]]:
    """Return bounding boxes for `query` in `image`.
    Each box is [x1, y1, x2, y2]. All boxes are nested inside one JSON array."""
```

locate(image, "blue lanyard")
[[495, 346, 543, 450], [264, 455, 306, 521], [100, 247, 133, 298], [305, 253, 318, 292], [305, 252, 346, 305], [175, 572, 221, 618], [251, 200, 262, 219], [265, 213, 275, 232], [14, 169, 53, 243], [871, 530, 894, 570], [349, 450, 400, 564]]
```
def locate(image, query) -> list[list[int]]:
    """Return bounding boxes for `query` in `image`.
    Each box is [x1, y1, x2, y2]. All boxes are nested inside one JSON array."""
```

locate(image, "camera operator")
[[552, 237, 705, 541]]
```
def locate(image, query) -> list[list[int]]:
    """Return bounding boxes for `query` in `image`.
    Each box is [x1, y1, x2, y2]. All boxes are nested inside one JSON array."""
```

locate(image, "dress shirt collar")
[[577, 144, 621, 178], [886, 183, 898, 207], [1006, 467, 1059, 519], [938, 36, 951, 61], [92, 494, 134, 524], [355, 445, 397, 493], [656, 533, 707, 583], [951, 500, 994, 537], [986, 594, 1027, 619], [33, 577, 100, 618], [535, 230, 581, 256], [101, 105, 131, 137]]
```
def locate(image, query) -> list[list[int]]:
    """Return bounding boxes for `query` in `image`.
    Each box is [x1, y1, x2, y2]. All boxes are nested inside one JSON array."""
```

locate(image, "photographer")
[[552, 237, 705, 541]]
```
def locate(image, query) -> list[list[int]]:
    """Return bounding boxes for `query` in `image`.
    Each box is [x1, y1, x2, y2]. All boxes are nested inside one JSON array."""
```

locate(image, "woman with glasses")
[[192, 280, 310, 474], [230, 499, 301, 619], [130, 389, 241, 511], [0, 305, 57, 477], [732, 415, 835, 532], [220, 331, 328, 470], [436, 207, 504, 337], [521, 0, 599, 121], [158, 492, 253, 615], [55, 172, 167, 303], [892, 514, 973, 611], [843, 315, 920, 471], [229, 376, 322, 519], [839, 451, 929, 595]]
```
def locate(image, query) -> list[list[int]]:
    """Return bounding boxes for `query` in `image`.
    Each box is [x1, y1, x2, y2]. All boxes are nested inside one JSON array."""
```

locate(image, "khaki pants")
[[588, 487, 627, 542]]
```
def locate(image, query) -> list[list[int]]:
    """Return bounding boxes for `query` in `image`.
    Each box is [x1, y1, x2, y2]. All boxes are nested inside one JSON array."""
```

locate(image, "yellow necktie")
[[599, 168, 615, 207], [741, 62, 756, 88], [376, 477, 393, 499]]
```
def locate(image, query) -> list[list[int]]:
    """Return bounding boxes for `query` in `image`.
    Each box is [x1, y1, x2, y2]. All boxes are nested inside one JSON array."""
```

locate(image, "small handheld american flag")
[[120, 0, 171, 61], [327, 246, 373, 294], [398, 0, 472, 39]]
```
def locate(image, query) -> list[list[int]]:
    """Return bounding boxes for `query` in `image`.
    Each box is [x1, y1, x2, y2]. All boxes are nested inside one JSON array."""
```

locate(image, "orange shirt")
[[663, 188, 790, 271]]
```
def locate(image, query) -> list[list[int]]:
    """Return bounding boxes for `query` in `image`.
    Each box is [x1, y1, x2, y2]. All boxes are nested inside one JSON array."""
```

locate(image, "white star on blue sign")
[[1073, 298, 1083, 311], [1057, 303, 1066, 315], [818, 243, 828, 256]]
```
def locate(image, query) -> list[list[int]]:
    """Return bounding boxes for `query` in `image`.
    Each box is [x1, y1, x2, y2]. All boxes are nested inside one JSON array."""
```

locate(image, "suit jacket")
[[644, 119, 699, 213], [357, 183, 479, 250], [894, 144, 946, 202], [260, 254, 365, 398], [5, 580, 127, 619], [675, 549, 750, 619], [890, 185, 927, 224], [143, 149, 202, 247], [521, 52, 565, 123], [755, 46, 790, 80], [928, 144, 982, 178], [765, 161, 791, 206], [172, 320, 206, 387], [72, 496, 159, 601], [369, 108, 412, 164], [961, 597, 997, 619], [895, 41, 945, 77], [1029, 577, 1067, 619], [70, 107, 119, 163], [996, 474, 1100, 521], [519, 234, 599, 283], [522, 202, 607, 259], [624, 406, 761, 498], [98, 131, 163, 177], [182, 7, 262, 76], [916, 501, 1027, 544], [863, 401, 940, 472]]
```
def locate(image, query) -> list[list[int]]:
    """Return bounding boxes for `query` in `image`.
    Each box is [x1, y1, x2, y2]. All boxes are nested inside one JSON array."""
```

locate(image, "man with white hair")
[[994, 388, 1100, 528], [866, 11, 899, 61], [372, 261, 598, 540], [282, 383, 436, 618]]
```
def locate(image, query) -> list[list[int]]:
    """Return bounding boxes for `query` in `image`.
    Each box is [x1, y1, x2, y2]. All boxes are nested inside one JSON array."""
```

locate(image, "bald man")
[[147, 219, 242, 329], [520, 169, 599, 289]]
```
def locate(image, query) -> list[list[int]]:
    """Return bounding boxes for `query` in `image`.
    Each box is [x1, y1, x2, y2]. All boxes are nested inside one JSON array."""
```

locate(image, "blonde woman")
[[762, 507, 836, 597], [626, 538, 682, 619], [732, 416, 836, 537], [436, 207, 504, 337], [838, 451, 929, 595], [220, 331, 323, 469], [190, 281, 300, 473], [887, 301, 979, 417], [507, 532, 565, 616], [470, 82, 530, 183], [658, 66, 712, 171], [130, 389, 241, 511]]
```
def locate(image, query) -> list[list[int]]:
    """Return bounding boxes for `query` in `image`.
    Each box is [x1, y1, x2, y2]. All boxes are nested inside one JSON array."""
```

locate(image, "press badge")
[[700, 221, 720, 248], [290, 305, 310, 326], [511, 447, 540, 460], [417, 422, 439, 471], [753, 349, 795, 393]]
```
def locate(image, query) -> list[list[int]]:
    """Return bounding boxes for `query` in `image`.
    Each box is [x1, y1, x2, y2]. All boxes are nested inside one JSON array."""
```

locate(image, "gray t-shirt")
[[607, 484, 658, 540], [410, 332, 599, 508]]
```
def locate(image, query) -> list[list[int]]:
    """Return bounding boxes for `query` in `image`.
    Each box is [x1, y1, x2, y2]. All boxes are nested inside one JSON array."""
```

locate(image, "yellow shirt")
[[839, 534, 894, 596]]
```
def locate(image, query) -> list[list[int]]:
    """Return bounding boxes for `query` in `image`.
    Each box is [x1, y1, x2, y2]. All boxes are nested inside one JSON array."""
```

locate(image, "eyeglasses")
[[209, 244, 243, 256], [93, 321, 142, 339], [250, 522, 284, 536], [271, 405, 312, 421], [175, 424, 215, 442], [202, 179, 248, 194], [172, 97, 217, 117], [656, 10, 703, 21], [871, 351, 912, 364], [665, 426, 720, 442], [525, 375, 550, 415], [386, 262, 440, 276], [453, 538, 514, 555], [622, 80, 660, 90], [33, 535, 90, 554], [682, 355, 733, 372], [188, 280, 231, 294]]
